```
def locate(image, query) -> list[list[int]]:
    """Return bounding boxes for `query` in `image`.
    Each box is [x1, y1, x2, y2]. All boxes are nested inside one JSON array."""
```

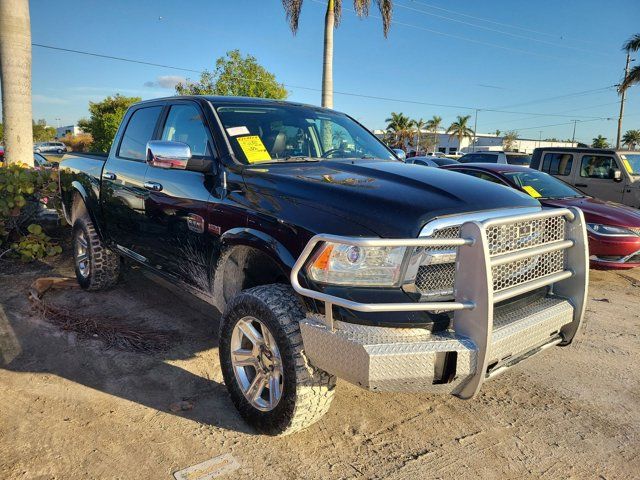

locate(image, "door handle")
[[103, 172, 116, 180], [144, 181, 163, 192], [575, 183, 588, 187]]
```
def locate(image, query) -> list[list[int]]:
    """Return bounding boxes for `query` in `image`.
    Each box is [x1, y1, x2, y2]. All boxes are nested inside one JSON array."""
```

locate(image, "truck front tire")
[[219, 284, 336, 435], [72, 215, 120, 290]]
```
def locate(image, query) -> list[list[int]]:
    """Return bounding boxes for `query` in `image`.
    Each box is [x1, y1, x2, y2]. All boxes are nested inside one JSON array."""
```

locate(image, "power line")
[[308, 0, 594, 66], [394, 1, 607, 57], [487, 86, 615, 110], [32, 43, 613, 121], [510, 117, 609, 133], [408, 0, 604, 47]]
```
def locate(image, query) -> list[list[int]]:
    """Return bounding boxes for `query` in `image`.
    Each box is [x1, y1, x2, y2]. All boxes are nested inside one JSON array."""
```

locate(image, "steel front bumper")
[[291, 208, 589, 398]]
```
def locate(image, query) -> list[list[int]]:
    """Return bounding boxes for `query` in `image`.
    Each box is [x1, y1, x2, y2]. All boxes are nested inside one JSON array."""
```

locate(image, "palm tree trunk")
[[321, 0, 334, 109], [0, 0, 33, 166]]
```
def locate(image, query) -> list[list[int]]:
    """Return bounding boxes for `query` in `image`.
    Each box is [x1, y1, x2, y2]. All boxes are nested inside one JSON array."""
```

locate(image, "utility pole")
[[616, 52, 632, 149], [571, 120, 578, 145], [538, 131, 542, 148], [472, 109, 479, 152]]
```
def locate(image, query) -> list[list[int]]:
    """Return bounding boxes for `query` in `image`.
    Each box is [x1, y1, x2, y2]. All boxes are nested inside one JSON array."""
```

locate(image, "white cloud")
[[144, 75, 186, 89]]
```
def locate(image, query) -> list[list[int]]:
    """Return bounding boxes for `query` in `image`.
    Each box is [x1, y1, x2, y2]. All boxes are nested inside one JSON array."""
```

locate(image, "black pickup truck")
[[59, 96, 589, 435]]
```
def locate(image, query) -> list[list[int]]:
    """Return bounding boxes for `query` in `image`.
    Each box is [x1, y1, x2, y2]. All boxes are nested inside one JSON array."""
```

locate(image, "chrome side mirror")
[[146, 140, 191, 169], [613, 169, 623, 182], [393, 149, 406, 161]]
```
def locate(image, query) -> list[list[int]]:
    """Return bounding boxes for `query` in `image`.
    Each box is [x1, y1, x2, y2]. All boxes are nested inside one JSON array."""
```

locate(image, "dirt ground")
[[1, 250, 639, 480]]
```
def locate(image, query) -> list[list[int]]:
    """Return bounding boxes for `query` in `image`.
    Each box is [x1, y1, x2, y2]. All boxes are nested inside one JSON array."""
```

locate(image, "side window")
[[542, 153, 573, 175], [161, 104, 212, 156], [118, 106, 162, 161], [580, 155, 618, 179]]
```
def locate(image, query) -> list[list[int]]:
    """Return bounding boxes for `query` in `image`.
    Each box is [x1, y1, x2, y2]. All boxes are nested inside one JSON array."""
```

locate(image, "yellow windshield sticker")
[[236, 135, 271, 163], [522, 185, 542, 198], [622, 158, 633, 173]]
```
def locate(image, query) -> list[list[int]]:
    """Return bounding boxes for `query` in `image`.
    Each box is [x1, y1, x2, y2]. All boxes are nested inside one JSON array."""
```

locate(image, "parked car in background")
[[406, 156, 459, 167], [530, 147, 640, 209], [34, 141, 67, 154], [0, 146, 4, 161], [58, 95, 588, 435], [442, 163, 640, 269], [459, 151, 532, 165], [425, 152, 448, 158]]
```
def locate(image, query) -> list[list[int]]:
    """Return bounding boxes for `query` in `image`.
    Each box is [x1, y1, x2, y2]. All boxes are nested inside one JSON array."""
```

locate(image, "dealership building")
[[373, 130, 577, 155]]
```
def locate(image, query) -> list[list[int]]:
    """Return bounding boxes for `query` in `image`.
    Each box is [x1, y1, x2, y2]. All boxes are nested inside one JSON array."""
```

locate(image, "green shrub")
[[0, 162, 62, 261]]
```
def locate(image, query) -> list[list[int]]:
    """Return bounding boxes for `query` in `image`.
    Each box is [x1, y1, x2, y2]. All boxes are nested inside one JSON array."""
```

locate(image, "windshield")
[[619, 153, 640, 175], [215, 104, 395, 164], [503, 170, 583, 199], [505, 154, 531, 166]]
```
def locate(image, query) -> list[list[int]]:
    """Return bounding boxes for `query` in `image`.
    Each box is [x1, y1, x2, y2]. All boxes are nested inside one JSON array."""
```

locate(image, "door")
[[141, 101, 217, 290], [101, 104, 163, 261], [574, 154, 625, 202]]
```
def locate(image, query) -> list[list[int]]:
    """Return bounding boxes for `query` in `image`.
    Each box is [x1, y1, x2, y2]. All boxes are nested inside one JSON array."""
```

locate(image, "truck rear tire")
[[219, 284, 336, 435], [72, 215, 120, 290]]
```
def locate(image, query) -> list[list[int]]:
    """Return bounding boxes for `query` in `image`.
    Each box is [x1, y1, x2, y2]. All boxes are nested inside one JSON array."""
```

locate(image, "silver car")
[[459, 151, 531, 166], [34, 141, 67, 154]]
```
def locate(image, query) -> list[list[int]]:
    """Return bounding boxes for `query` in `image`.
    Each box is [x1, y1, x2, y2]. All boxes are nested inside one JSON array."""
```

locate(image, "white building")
[[56, 125, 83, 138], [374, 130, 576, 155]]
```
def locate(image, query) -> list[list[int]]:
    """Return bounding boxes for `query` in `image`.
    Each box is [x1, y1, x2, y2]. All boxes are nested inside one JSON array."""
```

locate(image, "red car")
[[442, 163, 640, 269]]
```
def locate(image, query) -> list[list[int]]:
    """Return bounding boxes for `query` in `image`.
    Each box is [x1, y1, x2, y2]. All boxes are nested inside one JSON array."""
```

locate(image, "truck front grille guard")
[[291, 207, 589, 398]]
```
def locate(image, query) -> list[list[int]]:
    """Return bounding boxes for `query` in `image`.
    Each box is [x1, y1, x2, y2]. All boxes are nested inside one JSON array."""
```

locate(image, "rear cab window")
[[117, 106, 163, 161], [542, 152, 573, 175]]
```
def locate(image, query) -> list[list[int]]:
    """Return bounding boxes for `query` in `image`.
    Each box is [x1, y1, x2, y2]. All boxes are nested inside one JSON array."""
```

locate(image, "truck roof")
[[134, 95, 329, 111], [532, 146, 627, 155]]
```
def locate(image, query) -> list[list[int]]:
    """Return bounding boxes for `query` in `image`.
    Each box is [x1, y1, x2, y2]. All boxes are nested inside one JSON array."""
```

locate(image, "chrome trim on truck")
[[291, 207, 588, 397]]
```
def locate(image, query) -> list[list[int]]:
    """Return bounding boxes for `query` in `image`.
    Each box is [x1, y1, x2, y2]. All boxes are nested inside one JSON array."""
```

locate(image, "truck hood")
[[542, 196, 640, 228], [242, 159, 540, 237]]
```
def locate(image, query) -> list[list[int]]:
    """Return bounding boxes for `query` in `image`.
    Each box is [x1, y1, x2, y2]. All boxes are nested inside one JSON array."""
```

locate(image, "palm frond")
[[619, 64, 640, 93], [282, 0, 304, 34], [376, 0, 393, 37], [622, 34, 640, 52]]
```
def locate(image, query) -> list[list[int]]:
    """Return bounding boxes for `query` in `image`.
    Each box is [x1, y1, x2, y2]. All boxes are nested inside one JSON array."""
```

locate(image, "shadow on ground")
[[0, 259, 253, 434]]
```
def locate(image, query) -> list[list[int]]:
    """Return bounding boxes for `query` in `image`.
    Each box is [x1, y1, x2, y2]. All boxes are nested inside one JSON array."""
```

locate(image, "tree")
[[283, 0, 393, 108], [622, 130, 640, 149], [494, 129, 501, 136], [426, 115, 442, 153], [384, 112, 414, 148], [32, 119, 56, 143], [446, 115, 474, 153], [175, 50, 288, 99], [617, 34, 640, 148], [77, 94, 141, 152], [502, 130, 519, 151], [0, 0, 33, 166], [412, 118, 426, 153], [592, 135, 609, 149]]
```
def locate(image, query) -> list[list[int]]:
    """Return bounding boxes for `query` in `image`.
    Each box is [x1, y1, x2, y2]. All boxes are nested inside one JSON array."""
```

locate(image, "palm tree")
[[426, 115, 442, 153], [494, 129, 501, 136], [502, 130, 519, 151], [622, 129, 640, 149], [384, 112, 413, 148], [0, 0, 34, 166], [592, 135, 609, 149], [283, 0, 393, 108], [446, 115, 474, 154], [617, 34, 640, 148], [413, 118, 426, 153]]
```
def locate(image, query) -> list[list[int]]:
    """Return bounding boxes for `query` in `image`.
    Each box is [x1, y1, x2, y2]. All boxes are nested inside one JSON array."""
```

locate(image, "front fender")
[[219, 227, 297, 272]]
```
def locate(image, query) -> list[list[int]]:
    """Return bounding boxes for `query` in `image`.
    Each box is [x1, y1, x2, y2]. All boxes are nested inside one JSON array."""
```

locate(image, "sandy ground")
[[1, 251, 639, 480]]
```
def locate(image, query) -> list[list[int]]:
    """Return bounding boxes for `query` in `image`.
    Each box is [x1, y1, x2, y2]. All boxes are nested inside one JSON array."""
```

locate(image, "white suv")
[[459, 151, 531, 166]]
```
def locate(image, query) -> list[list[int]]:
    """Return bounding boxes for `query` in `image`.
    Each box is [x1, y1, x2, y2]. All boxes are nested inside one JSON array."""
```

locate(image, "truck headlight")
[[586, 223, 638, 237], [307, 243, 407, 286]]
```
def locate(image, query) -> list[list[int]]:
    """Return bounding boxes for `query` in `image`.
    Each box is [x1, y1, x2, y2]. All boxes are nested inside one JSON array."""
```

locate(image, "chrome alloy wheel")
[[75, 230, 90, 278], [230, 316, 283, 412]]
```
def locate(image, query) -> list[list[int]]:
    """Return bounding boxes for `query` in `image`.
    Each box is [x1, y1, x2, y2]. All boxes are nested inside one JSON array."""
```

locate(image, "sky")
[[23, 0, 640, 144]]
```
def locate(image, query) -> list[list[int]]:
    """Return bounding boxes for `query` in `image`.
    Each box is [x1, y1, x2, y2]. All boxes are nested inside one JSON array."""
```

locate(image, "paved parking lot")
[[1, 255, 639, 479]]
